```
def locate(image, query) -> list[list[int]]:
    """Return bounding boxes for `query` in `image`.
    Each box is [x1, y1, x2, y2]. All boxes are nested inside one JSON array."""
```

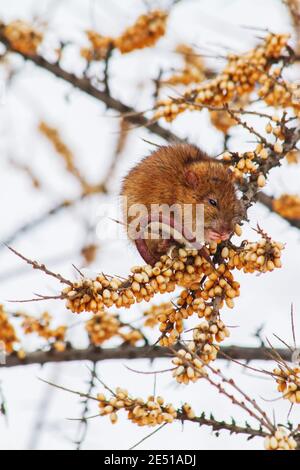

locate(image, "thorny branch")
[[257, 192, 300, 230], [0, 344, 295, 368], [40, 377, 270, 441], [5, 245, 72, 286], [74, 362, 97, 450]]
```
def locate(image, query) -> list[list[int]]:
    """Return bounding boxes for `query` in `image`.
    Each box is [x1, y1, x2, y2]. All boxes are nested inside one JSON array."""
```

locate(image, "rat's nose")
[[216, 230, 231, 241], [208, 230, 231, 241], [217, 224, 232, 241], [219, 232, 231, 241]]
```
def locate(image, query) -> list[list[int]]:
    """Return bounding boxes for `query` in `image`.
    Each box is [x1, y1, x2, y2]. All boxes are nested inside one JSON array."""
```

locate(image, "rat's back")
[[121, 143, 209, 207]]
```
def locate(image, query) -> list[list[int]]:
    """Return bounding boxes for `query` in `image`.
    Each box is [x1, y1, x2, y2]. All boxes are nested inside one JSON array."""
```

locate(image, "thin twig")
[[5, 245, 73, 286]]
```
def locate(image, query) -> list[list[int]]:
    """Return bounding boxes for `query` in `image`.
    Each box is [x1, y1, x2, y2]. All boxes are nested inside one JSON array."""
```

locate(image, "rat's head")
[[183, 160, 244, 242]]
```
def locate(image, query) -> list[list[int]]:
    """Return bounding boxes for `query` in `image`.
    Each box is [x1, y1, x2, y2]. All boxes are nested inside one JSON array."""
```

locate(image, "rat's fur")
[[121, 143, 243, 261]]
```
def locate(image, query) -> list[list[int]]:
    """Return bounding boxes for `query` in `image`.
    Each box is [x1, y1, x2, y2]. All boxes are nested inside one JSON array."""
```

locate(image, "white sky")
[[0, 0, 300, 450]]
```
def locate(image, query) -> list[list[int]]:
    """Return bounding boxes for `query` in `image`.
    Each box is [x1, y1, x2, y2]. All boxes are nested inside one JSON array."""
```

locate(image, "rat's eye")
[[209, 198, 218, 207]]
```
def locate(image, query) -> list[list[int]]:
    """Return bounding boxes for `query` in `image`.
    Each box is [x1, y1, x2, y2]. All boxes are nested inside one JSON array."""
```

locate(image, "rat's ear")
[[226, 166, 235, 180], [184, 169, 199, 188]]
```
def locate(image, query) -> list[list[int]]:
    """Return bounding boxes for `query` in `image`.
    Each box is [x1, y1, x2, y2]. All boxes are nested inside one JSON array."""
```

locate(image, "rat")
[[121, 143, 243, 265]]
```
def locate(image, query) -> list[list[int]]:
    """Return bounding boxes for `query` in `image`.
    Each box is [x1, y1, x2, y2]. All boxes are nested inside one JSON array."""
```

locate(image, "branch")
[[1, 344, 294, 368], [257, 192, 300, 230], [5, 245, 72, 286], [0, 32, 181, 144], [176, 411, 267, 438], [40, 376, 268, 440], [240, 124, 300, 210], [74, 362, 97, 450], [284, 0, 300, 54], [1, 32, 299, 234]]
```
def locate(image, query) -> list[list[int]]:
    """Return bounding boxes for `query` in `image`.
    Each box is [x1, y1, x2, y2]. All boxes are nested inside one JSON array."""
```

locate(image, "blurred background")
[[0, 0, 299, 450]]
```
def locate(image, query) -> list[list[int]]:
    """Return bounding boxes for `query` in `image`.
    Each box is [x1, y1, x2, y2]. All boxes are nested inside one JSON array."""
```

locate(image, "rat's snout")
[[214, 223, 233, 241], [218, 231, 231, 241], [206, 229, 231, 242]]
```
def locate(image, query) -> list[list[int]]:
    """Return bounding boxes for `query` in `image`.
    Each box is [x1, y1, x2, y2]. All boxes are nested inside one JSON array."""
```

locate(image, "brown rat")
[[121, 143, 243, 264]]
